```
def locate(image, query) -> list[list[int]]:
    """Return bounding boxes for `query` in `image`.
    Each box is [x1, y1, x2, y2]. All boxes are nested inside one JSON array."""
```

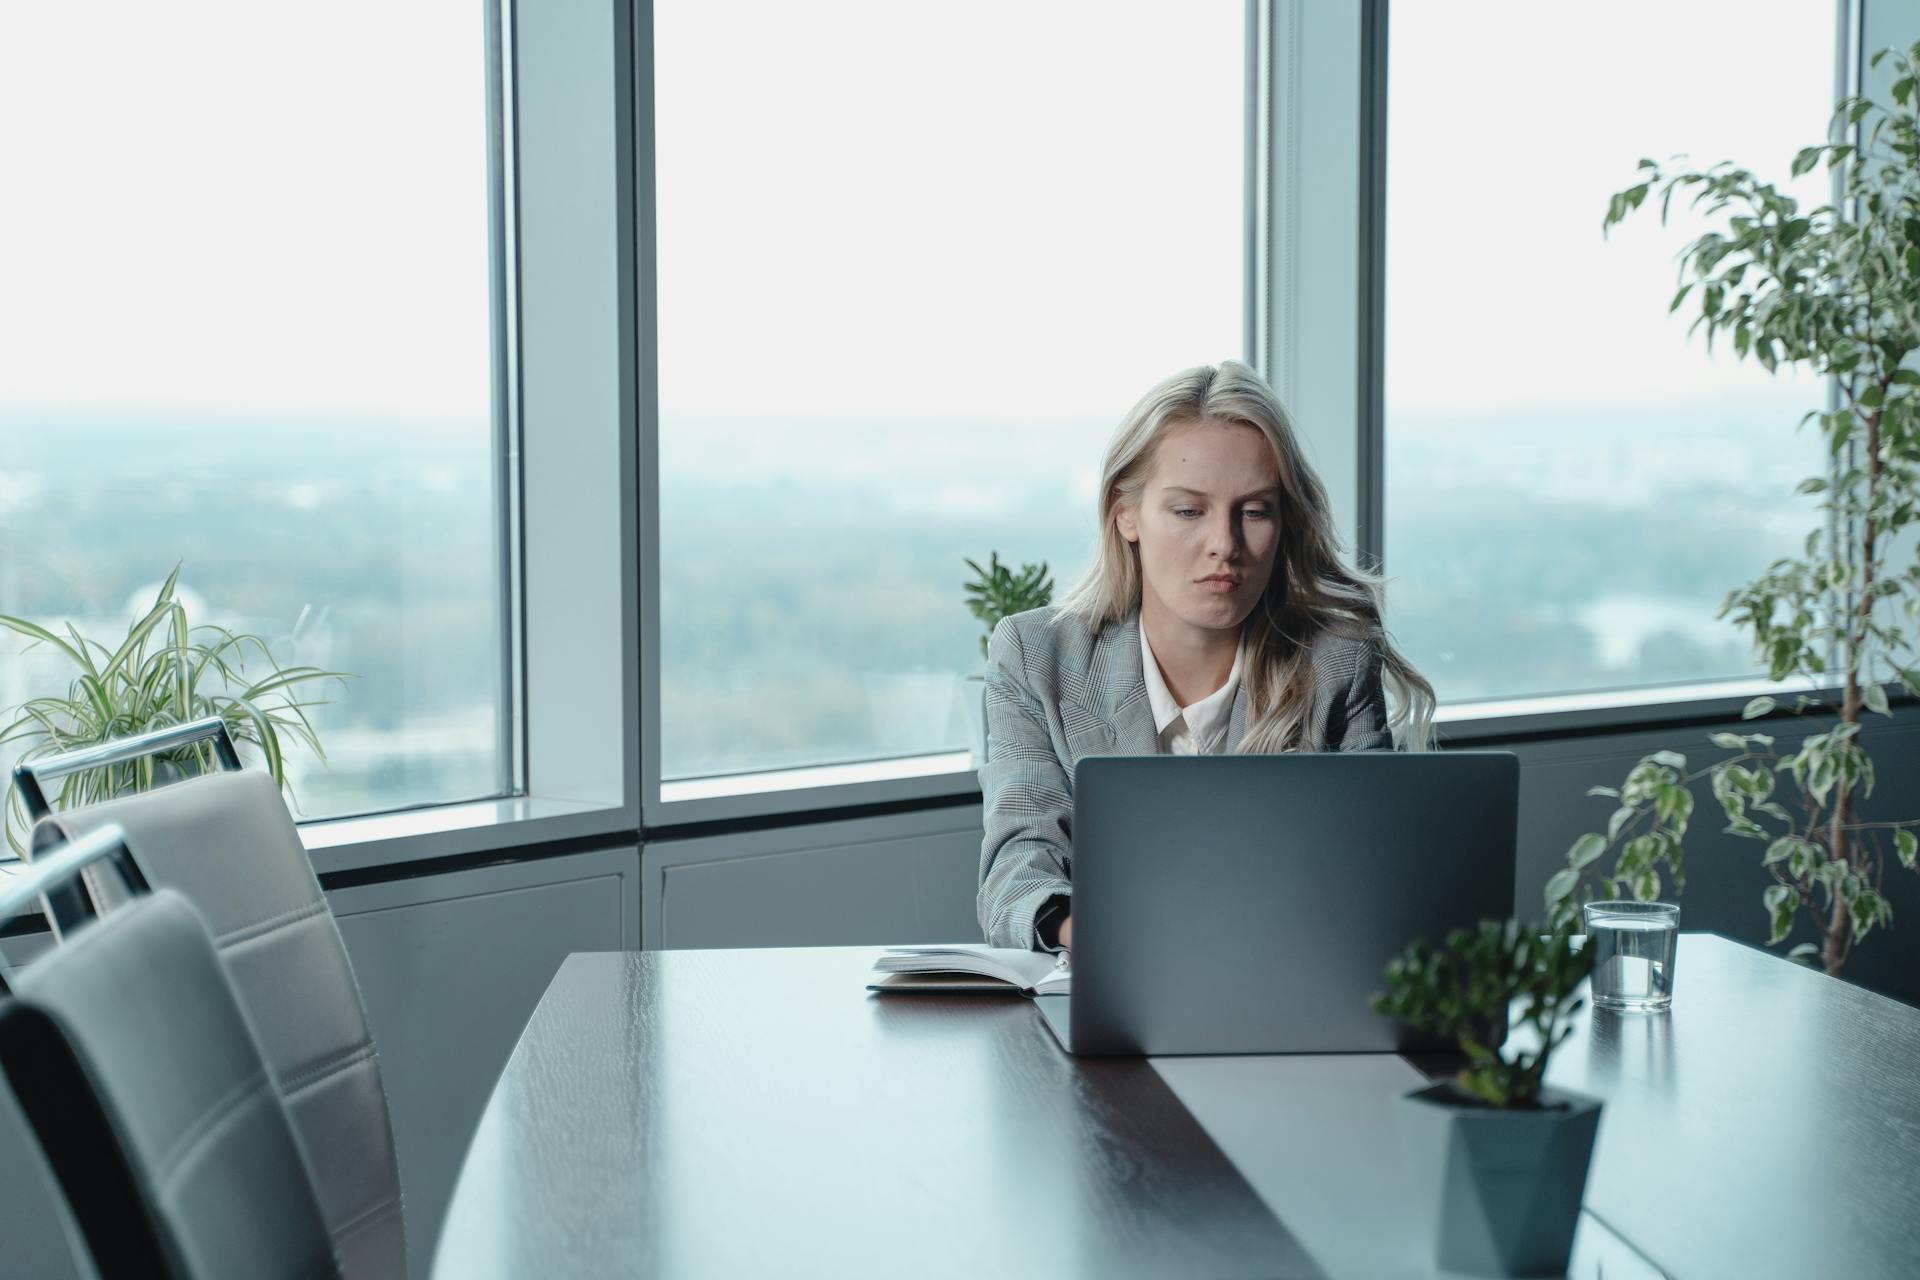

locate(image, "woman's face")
[[1114, 417, 1283, 635]]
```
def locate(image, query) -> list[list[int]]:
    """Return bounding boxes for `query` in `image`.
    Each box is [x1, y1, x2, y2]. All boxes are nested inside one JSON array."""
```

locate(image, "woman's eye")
[[1173, 508, 1200, 518], [1243, 507, 1271, 520]]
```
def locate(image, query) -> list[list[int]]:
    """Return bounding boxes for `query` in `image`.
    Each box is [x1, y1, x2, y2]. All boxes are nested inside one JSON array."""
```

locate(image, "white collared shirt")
[[1139, 625, 1245, 756]]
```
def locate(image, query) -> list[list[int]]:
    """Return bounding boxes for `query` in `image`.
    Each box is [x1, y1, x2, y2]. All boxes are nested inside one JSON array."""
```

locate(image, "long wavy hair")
[[1055, 360, 1436, 752]]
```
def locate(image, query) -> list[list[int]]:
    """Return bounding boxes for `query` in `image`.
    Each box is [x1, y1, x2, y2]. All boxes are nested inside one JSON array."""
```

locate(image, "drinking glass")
[[1582, 900, 1679, 1012]]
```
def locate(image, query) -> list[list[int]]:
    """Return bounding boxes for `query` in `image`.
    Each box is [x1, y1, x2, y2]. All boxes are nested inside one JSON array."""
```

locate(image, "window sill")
[[1433, 674, 1888, 743], [4, 676, 1904, 922], [0, 791, 637, 925], [648, 674, 1910, 823], [298, 793, 635, 877], [652, 751, 980, 829]]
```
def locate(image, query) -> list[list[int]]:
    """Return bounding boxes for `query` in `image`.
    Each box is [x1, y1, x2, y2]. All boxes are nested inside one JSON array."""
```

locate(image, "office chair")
[[0, 822, 341, 1280], [18, 719, 406, 1279]]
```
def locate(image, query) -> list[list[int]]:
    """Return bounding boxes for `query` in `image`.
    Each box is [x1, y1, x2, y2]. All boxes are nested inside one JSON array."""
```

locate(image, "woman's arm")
[[977, 618, 1075, 950]]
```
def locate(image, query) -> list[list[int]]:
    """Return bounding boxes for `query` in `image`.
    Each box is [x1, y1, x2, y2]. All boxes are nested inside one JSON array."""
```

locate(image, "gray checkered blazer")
[[976, 605, 1392, 950]]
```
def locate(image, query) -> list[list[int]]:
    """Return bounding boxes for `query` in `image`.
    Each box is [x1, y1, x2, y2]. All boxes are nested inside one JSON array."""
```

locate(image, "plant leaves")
[[1862, 682, 1890, 716], [1568, 833, 1608, 871], [1764, 884, 1799, 945]]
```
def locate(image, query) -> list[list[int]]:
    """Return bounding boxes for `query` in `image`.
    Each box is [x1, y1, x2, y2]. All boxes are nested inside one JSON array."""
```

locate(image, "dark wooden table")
[[432, 936, 1920, 1279], [1544, 933, 1920, 1279]]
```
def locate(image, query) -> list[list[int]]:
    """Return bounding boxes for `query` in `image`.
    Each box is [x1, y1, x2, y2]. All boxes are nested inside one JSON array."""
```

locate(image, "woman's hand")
[[1059, 915, 1072, 951]]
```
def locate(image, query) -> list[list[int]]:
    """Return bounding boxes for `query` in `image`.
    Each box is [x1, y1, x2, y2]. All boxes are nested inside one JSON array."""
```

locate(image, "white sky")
[[0, 1, 493, 424], [653, 1, 1243, 424], [1386, 0, 1837, 420], [0, 1, 1844, 428]]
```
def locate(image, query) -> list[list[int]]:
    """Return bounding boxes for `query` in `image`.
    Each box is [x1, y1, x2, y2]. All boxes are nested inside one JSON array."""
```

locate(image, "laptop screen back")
[[1067, 752, 1518, 1056]]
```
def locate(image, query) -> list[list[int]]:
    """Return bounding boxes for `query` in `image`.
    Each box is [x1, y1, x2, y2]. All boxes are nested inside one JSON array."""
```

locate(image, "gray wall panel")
[[643, 704, 1920, 1010], [330, 845, 640, 1280], [1492, 705, 1920, 1008], [646, 806, 983, 950]]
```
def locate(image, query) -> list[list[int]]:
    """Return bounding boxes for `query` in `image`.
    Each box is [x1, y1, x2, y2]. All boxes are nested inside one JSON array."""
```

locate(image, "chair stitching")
[[155, 1068, 270, 1185], [283, 1042, 377, 1100], [216, 899, 329, 949], [329, 1192, 402, 1246]]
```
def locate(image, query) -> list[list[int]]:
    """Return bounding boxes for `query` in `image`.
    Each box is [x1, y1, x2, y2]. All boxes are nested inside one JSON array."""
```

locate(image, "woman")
[[976, 360, 1435, 952]]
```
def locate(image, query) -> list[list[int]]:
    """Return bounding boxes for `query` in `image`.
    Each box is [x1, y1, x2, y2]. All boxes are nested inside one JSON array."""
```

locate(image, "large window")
[[0, 2, 509, 820], [1384, 1, 1836, 706], [654, 1, 1244, 780]]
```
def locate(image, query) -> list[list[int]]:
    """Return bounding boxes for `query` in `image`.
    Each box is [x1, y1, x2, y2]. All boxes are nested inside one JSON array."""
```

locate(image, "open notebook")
[[867, 945, 1071, 996]]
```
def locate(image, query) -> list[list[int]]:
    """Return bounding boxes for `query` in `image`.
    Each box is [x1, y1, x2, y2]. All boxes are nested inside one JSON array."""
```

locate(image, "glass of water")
[[1582, 901, 1680, 1012]]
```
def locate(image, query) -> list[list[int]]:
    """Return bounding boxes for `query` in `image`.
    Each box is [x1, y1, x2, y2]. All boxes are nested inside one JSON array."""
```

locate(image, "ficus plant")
[[962, 552, 1054, 661], [1371, 918, 1594, 1109], [1547, 43, 1920, 976], [0, 566, 347, 854]]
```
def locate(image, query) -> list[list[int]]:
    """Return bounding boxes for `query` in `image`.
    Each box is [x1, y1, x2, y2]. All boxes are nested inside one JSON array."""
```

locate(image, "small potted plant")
[[0, 565, 347, 852], [1370, 916, 1600, 1277], [960, 552, 1053, 768]]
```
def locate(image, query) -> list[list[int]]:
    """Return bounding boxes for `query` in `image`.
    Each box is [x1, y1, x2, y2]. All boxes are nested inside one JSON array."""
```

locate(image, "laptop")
[[1035, 751, 1518, 1056]]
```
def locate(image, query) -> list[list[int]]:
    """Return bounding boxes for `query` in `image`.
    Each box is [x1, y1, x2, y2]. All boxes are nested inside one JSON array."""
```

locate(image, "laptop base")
[[1035, 994, 1072, 1052]]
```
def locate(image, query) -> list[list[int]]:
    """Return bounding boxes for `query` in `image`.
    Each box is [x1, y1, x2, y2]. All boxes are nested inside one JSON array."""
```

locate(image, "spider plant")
[[0, 565, 348, 854]]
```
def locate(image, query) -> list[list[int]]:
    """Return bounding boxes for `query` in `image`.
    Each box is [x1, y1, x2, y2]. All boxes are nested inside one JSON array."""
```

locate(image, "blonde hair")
[[1055, 360, 1436, 752]]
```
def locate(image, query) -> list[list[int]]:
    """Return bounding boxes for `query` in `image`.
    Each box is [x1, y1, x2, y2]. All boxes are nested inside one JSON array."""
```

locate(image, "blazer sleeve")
[[1334, 637, 1394, 752], [976, 618, 1075, 950]]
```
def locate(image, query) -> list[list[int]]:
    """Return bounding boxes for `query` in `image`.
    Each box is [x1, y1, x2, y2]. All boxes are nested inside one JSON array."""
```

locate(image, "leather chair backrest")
[[0, 888, 341, 1280], [36, 770, 405, 1279]]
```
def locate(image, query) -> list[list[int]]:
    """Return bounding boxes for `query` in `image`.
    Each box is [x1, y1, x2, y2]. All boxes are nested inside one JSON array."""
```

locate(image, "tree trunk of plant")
[[1824, 392, 1887, 977]]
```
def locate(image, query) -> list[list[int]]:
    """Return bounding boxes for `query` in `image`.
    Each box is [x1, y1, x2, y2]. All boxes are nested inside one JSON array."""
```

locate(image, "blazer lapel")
[[1098, 612, 1160, 757], [1225, 684, 1250, 753], [1088, 611, 1254, 756]]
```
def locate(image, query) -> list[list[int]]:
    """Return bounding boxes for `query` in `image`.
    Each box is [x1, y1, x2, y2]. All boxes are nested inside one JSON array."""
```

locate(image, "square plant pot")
[[1397, 1082, 1602, 1277]]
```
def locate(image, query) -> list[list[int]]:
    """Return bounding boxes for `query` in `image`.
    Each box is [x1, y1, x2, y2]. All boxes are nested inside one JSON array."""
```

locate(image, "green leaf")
[[1862, 682, 1890, 716], [1649, 749, 1686, 770], [1655, 783, 1694, 828], [1764, 884, 1799, 945], [1586, 785, 1620, 798], [1743, 696, 1777, 720], [1785, 942, 1820, 966], [1791, 146, 1821, 177], [1568, 833, 1607, 871], [1897, 829, 1917, 870], [1544, 867, 1580, 908], [1787, 843, 1813, 881], [1608, 806, 1636, 842], [1709, 732, 1747, 749]]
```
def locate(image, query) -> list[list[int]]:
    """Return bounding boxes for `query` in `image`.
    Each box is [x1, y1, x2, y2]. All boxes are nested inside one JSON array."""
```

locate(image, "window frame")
[[17, 0, 1900, 878], [629, 0, 1914, 828]]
